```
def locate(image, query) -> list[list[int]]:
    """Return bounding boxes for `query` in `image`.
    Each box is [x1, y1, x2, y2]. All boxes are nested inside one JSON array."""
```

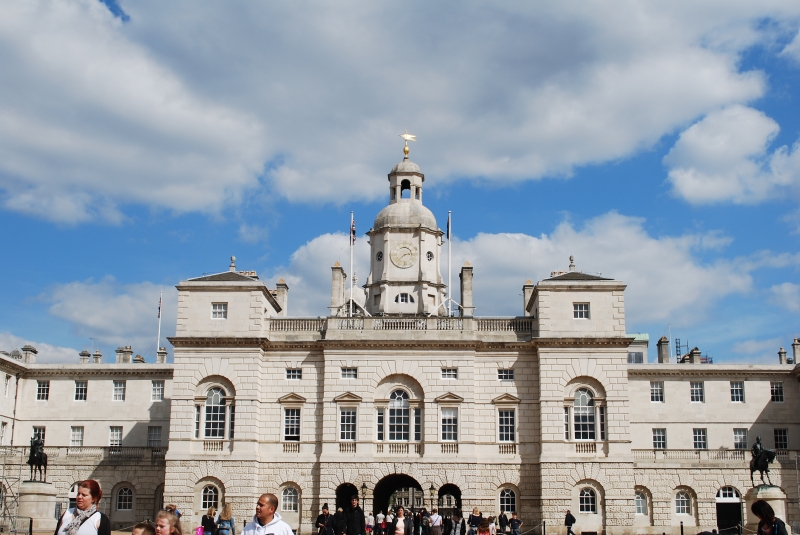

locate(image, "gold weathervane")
[[399, 130, 416, 158]]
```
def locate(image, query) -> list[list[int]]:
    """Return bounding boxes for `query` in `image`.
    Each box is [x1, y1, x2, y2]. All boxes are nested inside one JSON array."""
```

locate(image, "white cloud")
[[732, 336, 783, 355], [45, 277, 177, 359], [768, 282, 800, 312], [270, 211, 752, 327], [0, 331, 79, 364], [665, 105, 800, 203], [6, 1, 800, 219], [780, 29, 800, 62]]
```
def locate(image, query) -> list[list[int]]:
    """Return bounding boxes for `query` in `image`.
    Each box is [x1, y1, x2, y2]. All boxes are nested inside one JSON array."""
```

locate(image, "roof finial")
[[230, 255, 236, 272], [569, 255, 575, 272], [399, 129, 416, 159]]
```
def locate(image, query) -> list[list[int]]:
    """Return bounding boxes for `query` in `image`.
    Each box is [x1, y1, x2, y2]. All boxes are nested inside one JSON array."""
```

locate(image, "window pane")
[[282, 488, 299, 512], [151, 380, 164, 401], [573, 389, 595, 440], [341, 368, 358, 379], [771, 382, 784, 402], [70, 426, 84, 447], [202, 486, 219, 509], [36, 381, 49, 401], [573, 303, 590, 319], [148, 426, 162, 447], [498, 410, 515, 442], [33, 426, 45, 444], [774, 429, 788, 449], [676, 492, 691, 515], [690, 382, 704, 402], [730, 381, 745, 402], [340, 409, 356, 441], [628, 352, 644, 364], [579, 489, 596, 513], [211, 303, 228, 319], [286, 369, 302, 380], [109, 426, 122, 447], [205, 388, 226, 438], [650, 382, 664, 402], [284, 408, 300, 441], [499, 489, 516, 514], [113, 380, 126, 401], [376, 409, 384, 441], [498, 369, 514, 381], [693, 428, 707, 449], [441, 368, 458, 379], [733, 428, 747, 450], [116, 488, 133, 510], [442, 408, 458, 441], [653, 429, 666, 449], [635, 492, 647, 515], [75, 381, 87, 401]]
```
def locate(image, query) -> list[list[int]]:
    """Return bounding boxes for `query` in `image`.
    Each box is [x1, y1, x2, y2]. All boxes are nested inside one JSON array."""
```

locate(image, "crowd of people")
[[315, 498, 523, 535], [50, 480, 788, 535]]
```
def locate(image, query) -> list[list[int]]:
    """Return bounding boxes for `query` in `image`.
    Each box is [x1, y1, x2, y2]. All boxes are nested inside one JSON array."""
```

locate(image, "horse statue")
[[26, 435, 47, 482], [750, 436, 776, 487]]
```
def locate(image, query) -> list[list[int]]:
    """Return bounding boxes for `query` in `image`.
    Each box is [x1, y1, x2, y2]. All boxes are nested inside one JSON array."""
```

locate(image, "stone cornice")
[[22, 365, 173, 378], [627, 364, 795, 378]]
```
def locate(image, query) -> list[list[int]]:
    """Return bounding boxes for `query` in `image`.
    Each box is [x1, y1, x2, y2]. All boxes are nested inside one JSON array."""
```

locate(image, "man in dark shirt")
[[345, 495, 366, 535], [508, 513, 522, 535], [564, 510, 576, 535], [498, 512, 508, 534]]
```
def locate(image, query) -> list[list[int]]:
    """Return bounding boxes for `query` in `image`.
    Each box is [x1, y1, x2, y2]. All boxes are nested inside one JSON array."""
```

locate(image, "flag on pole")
[[350, 215, 356, 245], [157, 296, 162, 318], [446, 212, 451, 240]]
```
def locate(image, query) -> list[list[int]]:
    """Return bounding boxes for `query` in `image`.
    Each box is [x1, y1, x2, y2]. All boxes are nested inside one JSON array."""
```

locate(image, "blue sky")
[[1, 1, 799, 363]]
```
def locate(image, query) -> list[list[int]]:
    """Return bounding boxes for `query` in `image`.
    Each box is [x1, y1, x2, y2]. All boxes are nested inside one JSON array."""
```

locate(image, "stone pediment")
[[333, 392, 363, 403], [434, 392, 464, 403], [278, 393, 307, 404], [491, 393, 521, 404]]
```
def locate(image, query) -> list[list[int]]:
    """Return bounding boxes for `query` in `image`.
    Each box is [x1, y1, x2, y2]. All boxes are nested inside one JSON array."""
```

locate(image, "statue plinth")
[[744, 486, 789, 534], [19, 481, 58, 531]]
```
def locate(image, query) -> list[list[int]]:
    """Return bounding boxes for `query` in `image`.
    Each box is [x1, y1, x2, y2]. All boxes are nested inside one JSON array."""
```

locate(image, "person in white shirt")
[[243, 494, 294, 535], [376, 511, 386, 535], [429, 510, 442, 535]]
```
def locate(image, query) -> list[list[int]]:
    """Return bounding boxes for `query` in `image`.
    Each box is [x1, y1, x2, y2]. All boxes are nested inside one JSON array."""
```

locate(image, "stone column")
[[459, 263, 474, 317], [18, 481, 58, 531]]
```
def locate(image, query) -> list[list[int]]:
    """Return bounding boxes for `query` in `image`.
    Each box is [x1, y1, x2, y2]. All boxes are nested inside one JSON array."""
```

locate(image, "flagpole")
[[349, 212, 354, 318], [447, 211, 452, 317], [156, 290, 162, 352]]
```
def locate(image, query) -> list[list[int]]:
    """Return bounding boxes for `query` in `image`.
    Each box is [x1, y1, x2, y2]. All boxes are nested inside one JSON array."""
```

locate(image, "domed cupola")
[[364, 132, 446, 316]]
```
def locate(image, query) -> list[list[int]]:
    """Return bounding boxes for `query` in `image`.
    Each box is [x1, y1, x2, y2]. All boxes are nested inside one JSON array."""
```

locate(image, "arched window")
[[635, 491, 647, 515], [394, 293, 414, 303], [675, 491, 691, 515], [574, 389, 595, 440], [716, 487, 740, 502], [499, 489, 516, 513], [282, 488, 299, 512], [388, 390, 410, 441], [116, 487, 133, 510], [579, 488, 596, 513], [205, 388, 226, 438], [202, 485, 219, 509]]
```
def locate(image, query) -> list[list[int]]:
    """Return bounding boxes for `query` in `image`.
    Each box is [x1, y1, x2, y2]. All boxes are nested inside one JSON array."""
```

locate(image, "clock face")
[[390, 242, 418, 268]]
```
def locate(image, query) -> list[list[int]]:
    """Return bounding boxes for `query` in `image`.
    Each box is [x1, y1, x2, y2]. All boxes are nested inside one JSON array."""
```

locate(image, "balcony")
[[632, 449, 797, 464], [0, 446, 166, 462], [575, 442, 596, 454], [441, 443, 458, 454], [499, 443, 517, 454], [283, 442, 300, 453], [375, 443, 423, 455], [339, 442, 357, 453]]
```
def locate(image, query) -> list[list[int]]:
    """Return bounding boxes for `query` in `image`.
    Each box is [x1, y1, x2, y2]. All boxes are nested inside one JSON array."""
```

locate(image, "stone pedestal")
[[744, 486, 788, 534], [18, 481, 58, 531]]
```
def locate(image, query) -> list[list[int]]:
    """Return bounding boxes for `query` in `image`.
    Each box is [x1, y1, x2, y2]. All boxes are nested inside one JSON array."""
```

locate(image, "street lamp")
[[429, 484, 436, 508], [362, 483, 367, 498]]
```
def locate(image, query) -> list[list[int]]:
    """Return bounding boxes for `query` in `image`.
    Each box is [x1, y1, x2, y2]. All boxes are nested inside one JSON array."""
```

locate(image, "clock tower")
[[364, 138, 446, 315]]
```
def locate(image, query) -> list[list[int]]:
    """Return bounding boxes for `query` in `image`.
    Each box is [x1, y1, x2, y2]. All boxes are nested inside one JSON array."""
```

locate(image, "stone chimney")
[[21, 345, 37, 364], [459, 263, 475, 317], [657, 336, 670, 363], [156, 347, 167, 364], [793, 338, 799, 364], [92, 350, 102, 364], [522, 280, 534, 317], [133, 354, 146, 363], [688, 347, 702, 364], [79, 350, 90, 364], [116, 346, 133, 363], [329, 262, 346, 314], [275, 279, 289, 317], [778, 347, 787, 365]]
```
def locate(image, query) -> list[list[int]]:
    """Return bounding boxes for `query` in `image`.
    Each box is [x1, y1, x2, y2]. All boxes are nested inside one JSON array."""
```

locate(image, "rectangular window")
[[341, 367, 358, 379], [286, 368, 302, 380], [693, 428, 707, 450], [4, 375, 10, 397], [498, 409, 515, 442], [441, 408, 458, 441], [0, 422, 6, 446], [730, 381, 745, 402], [194, 405, 200, 439], [599, 406, 606, 441], [70, 426, 84, 447], [33, 426, 45, 444], [441, 368, 458, 379], [498, 369, 514, 381], [36, 380, 49, 401], [74, 380, 87, 401], [113, 380, 126, 401], [284, 408, 300, 441], [211, 302, 228, 319], [414, 408, 421, 442], [340, 409, 356, 441], [376, 409, 384, 441], [229, 404, 235, 440], [147, 426, 162, 447], [573, 303, 590, 319], [652, 428, 666, 450], [650, 381, 664, 402], [771, 382, 784, 402], [564, 407, 570, 440], [690, 382, 705, 402], [109, 426, 123, 447], [628, 352, 644, 364], [151, 380, 165, 401], [774, 428, 788, 450], [388, 406, 409, 441], [733, 428, 747, 450]]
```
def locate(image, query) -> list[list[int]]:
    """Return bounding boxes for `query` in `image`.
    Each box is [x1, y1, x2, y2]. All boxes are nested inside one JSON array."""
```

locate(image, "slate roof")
[[545, 272, 613, 281], [188, 272, 260, 282]]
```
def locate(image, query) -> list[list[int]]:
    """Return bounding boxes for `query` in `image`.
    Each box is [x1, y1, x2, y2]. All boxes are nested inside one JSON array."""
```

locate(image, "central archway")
[[373, 474, 422, 515]]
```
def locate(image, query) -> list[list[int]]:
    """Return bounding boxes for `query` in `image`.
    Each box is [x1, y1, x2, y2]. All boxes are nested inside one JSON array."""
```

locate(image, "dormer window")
[[395, 293, 414, 303]]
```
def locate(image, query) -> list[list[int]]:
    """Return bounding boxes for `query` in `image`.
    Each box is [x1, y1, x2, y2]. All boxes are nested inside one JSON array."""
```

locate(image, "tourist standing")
[[430, 509, 442, 535], [202, 507, 217, 535], [345, 495, 366, 535], [488, 517, 495, 535], [389, 506, 413, 535], [317, 504, 332, 535], [467, 509, 482, 535], [367, 512, 375, 535], [376, 511, 386, 535], [217, 504, 236, 535], [243, 494, 293, 535], [497, 513, 508, 535], [54, 480, 111, 535], [508, 513, 521, 535]]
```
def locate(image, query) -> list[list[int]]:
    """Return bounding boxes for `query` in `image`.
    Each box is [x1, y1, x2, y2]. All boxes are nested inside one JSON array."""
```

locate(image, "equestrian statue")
[[750, 436, 776, 487], [26, 435, 47, 482]]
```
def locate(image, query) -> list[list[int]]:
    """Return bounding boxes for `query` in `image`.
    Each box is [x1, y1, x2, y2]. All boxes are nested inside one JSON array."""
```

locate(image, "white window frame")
[[733, 428, 747, 450], [650, 381, 664, 402], [113, 380, 126, 401], [339, 408, 357, 441], [675, 491, 692, 515], [693, 428, 707, 450], [202, 485, 219, 509], [771, 382, 784, 402], [151, 380, 165, 401], [75, 380, 87, 401], [653, 428, 666, 450], [148, 426, 162, 447], [282, 488, 299, 512], [70, 426, 84, 447], [284, 408, 301, 441], [286, 368, 303, 380], [116, 488, 133, 511], [211, 302, 228, 319], [441, 407, 458, 442], [497, 369, 514, 381], [36, 380, 49, 401], [109, 426, 123, 447], [341, 367, 358, 379], [579, 488, 597, 513], [441, 368, 458, 379], [635, 491, 647, 515], [499, 489, 516, 514], [690, 382, 704, 403], [730, 381, 745, 403], [498, 409, 516, 442], [573, 303, 590, 319]]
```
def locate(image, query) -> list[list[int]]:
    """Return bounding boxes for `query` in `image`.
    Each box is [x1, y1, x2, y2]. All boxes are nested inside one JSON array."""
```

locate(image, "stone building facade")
[[2, 151, 800, 535]]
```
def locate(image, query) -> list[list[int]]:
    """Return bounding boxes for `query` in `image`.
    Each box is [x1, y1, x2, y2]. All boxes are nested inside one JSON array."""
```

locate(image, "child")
[[477, 520, 490, 535], [133, 523, 156, 535], [508, 513, 522, 535], [488, 517, 495, 535], [155, 510, 183, 535]]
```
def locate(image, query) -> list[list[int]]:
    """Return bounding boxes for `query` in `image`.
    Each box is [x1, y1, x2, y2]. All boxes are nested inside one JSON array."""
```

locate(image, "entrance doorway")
[[373, 474, 423, 515], [438, 484, 462, 517], [337, 483, 359, 511], [716, 487, 742, 535]]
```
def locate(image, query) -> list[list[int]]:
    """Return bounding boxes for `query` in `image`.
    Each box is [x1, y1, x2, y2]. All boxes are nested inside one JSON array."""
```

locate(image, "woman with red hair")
[[54, 480, 111, 535]]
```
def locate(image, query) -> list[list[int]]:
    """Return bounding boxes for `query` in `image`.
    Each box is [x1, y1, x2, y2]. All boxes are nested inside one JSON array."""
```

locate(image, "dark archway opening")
[[438, 484, 462, 517], [401, 179, 411, 199], [716, 503, 741, 535], [337, 483, 359, 511], [373, 474, 422, 515]]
